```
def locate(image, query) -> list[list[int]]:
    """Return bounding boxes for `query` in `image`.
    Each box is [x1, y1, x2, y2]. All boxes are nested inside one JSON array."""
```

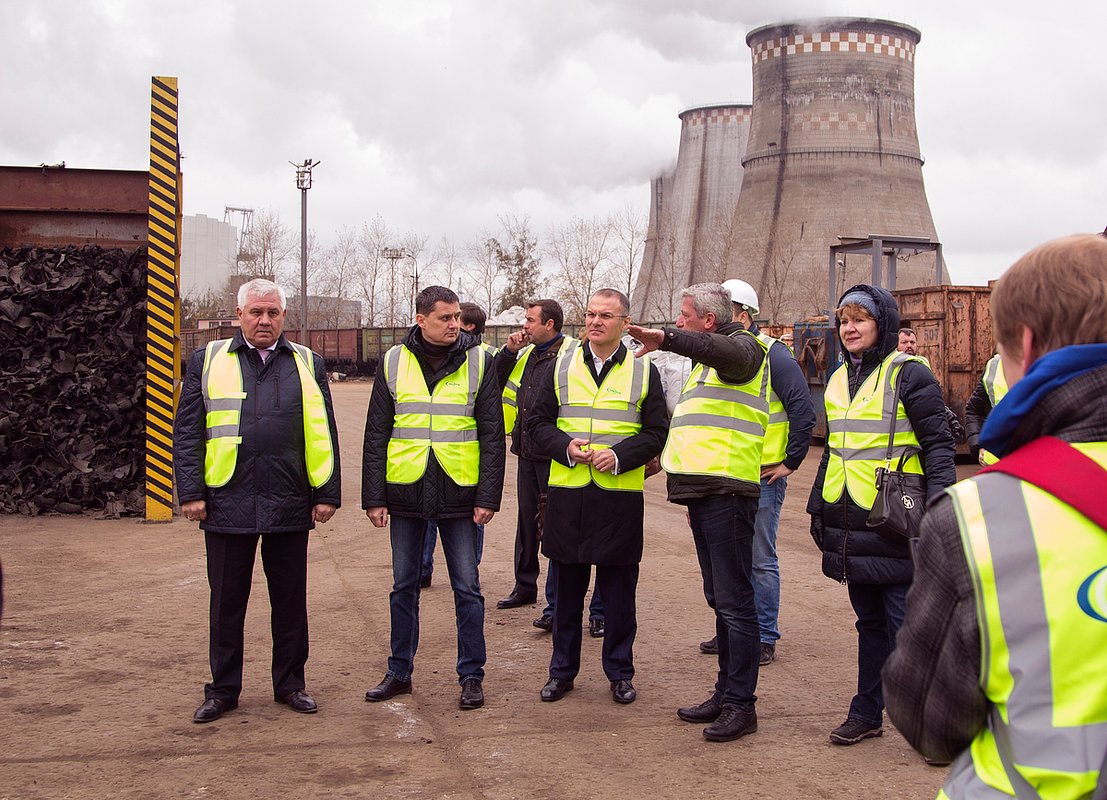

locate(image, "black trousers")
[[204, 530, 309, 701], [511, 457, 549, 596], [549, 561, 639, 682]]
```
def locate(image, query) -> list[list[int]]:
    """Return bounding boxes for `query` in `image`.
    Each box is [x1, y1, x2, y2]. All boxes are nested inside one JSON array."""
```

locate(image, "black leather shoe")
[[703, 705, 758, 742], [193, 697, 237, 723], [497, 591, 537, 609], [699, 636, 718, 654], [677, 694, 722, 723], [759, 643, 776, 666], [588, 617, 605, 638], [365, 674, 413, 702], [459, 677, 484, 710], [532, 613, 553, 631], [540, 677, 574, 702], [611, 679, 636, 704], [276, 689, 318, 714]]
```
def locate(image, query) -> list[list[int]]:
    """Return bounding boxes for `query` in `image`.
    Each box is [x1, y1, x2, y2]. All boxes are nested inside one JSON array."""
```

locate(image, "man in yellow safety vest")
[[362, 285, 506, 711], [175, 278, 340, 724]]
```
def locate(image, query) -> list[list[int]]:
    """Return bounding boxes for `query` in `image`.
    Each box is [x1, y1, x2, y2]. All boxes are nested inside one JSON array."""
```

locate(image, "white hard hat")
[[722, 279, 759, 316]]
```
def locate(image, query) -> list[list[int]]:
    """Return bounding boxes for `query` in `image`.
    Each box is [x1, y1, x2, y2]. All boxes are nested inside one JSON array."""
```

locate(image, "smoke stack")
[[718, 17, 948, 321], [633, 104, 752, 322]]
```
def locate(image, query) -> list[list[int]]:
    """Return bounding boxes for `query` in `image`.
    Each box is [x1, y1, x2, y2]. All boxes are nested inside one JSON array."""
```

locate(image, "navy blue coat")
[[806, 285, 956, 585], [174, 331, 342, 534]]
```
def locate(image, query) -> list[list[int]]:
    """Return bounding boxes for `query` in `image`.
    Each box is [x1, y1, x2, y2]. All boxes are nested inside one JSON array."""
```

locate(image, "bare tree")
[[423, 237, 467, 296], [464, 232, 505, 314], [354, 215, 393, 326], [238, 208, 296, 285], [312, 226, 361, 328], [545, 215, 615, 323], [609, 204, 646, 299]]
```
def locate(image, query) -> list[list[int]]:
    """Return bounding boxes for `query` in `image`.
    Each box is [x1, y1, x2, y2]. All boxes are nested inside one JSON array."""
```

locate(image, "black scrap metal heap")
[[0, 245, 147, 516]]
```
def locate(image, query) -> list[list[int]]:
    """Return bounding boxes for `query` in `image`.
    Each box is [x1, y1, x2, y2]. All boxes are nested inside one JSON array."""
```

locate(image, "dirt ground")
[[0, 381, 968, 799]]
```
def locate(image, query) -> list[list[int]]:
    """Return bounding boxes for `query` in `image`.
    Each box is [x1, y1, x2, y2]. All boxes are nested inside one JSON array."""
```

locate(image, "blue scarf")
[[979, 343, 1107, 456]]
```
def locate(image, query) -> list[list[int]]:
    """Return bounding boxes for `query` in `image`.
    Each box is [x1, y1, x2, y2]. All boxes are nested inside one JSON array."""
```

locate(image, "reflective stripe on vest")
[[940, 446, 1107, 799], [757, 331, 792, 465], [822, 350, 924, 509], [200, 339, 335, 489], [661, 330, 769, 484], [549, 341, 648, 492], [980, 354, 1009, 466], [384, 344, 484, 486], [502, 345, 533, 435]]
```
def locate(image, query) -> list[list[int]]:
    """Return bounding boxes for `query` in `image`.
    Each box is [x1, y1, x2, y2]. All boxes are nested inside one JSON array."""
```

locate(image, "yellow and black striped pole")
[[145, 76, 180, 522]]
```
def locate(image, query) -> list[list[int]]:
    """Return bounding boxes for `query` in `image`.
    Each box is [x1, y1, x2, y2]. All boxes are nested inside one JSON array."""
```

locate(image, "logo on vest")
[[1077, 565, 1107, 624], [901, 494, 915, 510], [606, 387, 620, 395]]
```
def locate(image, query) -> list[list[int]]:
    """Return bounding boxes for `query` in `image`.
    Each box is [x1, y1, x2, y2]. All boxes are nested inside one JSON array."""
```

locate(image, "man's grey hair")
[[681, 283, 733, 326], [238, 278, 287, 310]]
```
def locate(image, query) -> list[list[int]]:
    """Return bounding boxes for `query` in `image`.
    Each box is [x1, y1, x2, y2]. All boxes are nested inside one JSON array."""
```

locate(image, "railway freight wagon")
[[181, 323, 590, 375]]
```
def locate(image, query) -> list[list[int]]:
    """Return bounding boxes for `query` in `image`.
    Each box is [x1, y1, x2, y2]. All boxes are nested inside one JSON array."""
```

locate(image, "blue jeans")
[[388, 515, 486, 682], [543, 559, 604, 620], [421, 519, 484, 581], [687, 494, 760, 708], [847, 581, 909, 724], [752, 475, 787, 644]]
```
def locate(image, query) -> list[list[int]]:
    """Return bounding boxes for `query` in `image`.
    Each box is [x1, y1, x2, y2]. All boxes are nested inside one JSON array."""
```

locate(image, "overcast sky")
[[3, 0, 1105, 288]]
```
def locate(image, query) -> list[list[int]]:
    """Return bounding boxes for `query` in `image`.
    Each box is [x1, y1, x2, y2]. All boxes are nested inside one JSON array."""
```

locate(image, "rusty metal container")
[[0, 166, 148, 248], [892, 284, 994, 435]]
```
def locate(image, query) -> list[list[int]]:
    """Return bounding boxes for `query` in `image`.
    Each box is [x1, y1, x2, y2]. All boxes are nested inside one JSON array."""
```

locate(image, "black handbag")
[[866, 370, 928, 539]]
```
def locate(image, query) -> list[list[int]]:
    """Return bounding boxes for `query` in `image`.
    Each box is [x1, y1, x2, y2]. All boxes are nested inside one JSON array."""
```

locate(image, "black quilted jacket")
[[361, 327, 505, 519], [174, 331, 342, 534]]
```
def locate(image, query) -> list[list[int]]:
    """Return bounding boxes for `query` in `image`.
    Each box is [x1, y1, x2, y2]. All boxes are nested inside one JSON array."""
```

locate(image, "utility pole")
[[291, 158, 320, 343]]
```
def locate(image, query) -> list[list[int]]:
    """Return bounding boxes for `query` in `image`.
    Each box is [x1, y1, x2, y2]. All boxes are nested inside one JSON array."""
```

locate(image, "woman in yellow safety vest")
[[806, 284, 956, 747]]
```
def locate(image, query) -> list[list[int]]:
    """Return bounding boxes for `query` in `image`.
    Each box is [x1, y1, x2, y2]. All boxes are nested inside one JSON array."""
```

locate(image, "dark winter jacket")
[[174, 331, 342, 534], [493, 333, 571, 461], [655, 321, 767, 502], [527, 342, 669, 565], [361, 326, 505, 519], [806, 285, 956, 585], [963, 378, 992, 460], [883, 353, 1107, 763]]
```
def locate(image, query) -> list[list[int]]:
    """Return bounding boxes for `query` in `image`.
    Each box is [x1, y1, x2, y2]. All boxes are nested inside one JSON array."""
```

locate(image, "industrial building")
[[633, 17, 949, 323]]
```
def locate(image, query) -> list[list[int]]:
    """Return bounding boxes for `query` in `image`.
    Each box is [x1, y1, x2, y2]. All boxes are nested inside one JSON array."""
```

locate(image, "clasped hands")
[[568, 438, 617, 473]]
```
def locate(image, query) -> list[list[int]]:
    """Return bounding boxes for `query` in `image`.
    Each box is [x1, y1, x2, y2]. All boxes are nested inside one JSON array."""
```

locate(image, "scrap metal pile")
[[0, 245, 147, 516]]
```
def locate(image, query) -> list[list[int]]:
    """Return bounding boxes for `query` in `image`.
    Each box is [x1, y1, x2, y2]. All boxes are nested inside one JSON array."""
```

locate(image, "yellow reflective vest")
[[502, 337, 579, 435], [938, 443, 1107, 800], [549, 342, 649, 492], [822, 350, 924, 509], [662, 331, 769, 484], [502, 344, 532, 436], [756, 331, 791, 466], [980, 354, 1009, 466], [383, 343, 485, 487], [201, 339, 335, 489]]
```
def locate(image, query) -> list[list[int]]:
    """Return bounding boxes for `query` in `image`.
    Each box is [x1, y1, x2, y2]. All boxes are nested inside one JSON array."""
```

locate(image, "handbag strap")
[[882, 363, 904, 463], [978, 436, 1107, 530]]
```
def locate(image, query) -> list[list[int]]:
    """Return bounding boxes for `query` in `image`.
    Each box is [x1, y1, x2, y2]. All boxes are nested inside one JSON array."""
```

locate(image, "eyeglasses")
[[584, 311, 627, 322]]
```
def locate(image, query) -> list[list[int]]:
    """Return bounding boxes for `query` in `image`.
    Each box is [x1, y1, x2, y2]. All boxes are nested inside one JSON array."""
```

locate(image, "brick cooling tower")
[[632, 104, 752, 322], [718, 18, 948, 322]]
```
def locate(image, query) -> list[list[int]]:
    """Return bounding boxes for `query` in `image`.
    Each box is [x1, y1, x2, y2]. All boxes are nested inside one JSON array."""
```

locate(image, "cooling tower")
[[632, 104, 752, 322], [717, 18, 948, 322]]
